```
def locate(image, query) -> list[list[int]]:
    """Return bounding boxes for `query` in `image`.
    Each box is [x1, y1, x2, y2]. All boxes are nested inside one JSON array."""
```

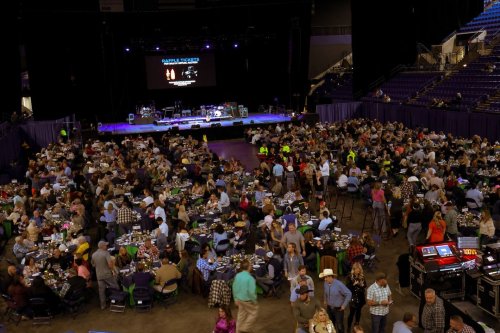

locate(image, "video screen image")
[[421, 246, 437, 257], [435, 245, 453, 257], [145, 54, 216, 89]]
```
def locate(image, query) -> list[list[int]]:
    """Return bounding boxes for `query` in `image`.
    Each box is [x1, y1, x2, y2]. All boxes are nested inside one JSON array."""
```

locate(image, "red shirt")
[[428, 219, 446, 243]]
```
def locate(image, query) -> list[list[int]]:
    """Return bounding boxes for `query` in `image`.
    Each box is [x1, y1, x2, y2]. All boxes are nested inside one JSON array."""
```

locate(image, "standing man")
[[321, 269, 352, 333], [117, 199, 136, 235], [366, 272, 392, 333], [233, 259, 258, 333], [91, 240, 119, 310], [421, 288, 445, 333], [293, 285, 321, 333], [319, 154, 330, 193], [281, 223, 306, 257]]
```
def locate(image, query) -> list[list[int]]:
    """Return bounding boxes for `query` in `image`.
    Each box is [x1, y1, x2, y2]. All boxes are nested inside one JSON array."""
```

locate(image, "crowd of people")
[[0, 117, 498, 332]]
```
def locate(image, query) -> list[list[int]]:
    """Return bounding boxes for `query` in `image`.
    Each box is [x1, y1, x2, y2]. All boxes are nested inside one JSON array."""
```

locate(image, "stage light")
[[155, 46, 160, 51], [205, 44, 211, 49], [125, 47, 130, 52], [233, 43, 239, 48]]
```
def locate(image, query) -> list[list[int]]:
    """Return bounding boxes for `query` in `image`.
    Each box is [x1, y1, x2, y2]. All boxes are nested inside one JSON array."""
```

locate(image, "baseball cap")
[[98, 240, 109, 248]]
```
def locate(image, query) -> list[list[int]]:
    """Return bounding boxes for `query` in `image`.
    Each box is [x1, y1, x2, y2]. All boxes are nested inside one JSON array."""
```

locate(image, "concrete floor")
[[2, 141, 499, 333]]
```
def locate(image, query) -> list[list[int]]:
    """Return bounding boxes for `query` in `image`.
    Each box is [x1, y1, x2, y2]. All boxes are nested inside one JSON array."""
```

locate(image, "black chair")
[[155, 279, 179, 308], [108, 288, 128, 313], [62, 288, 87, 319], [133, 287, 153, 312], [269, 274, 285, 298], [29, 298, 52, 325], [1, 293, 22, 326]]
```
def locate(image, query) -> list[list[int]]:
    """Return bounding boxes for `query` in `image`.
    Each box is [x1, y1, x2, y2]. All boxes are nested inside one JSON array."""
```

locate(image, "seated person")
[[137, 238, 159, 261], [154, 258, 181, 293], [62, 268, 87, 300], [46, 248, 70, 271], [255, 251, 283, 296], [75, 235, 90, 262], [115, 246, 132, 268], [161, 243, 180, 263], [196, 249, 219, 283], [7, 275, 29, 316], [74, 257, 91, 285], [28, 276, 61, 314], [13, 236, 32, 262], [318, 211, 333, 231], [131, 262, 154, 289], [231, 228, 247, 251], [205, 193, 219, 211], [213, 224, 229, 252], [347, 237, 367, 263], [23, 256, 40, 278]]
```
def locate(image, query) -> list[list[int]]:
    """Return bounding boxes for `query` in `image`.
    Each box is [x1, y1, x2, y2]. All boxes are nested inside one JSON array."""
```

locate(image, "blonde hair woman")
[[309, 308, 336, 333], [346, 262, 367, 330], [389, 187, 404, 237]]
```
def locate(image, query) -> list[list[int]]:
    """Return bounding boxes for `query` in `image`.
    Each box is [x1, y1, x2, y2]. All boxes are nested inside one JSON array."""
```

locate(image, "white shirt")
[[158, 221, 169, 237], [319, 161, 330, 177], [337, 174, 348, 188], [318, 217, 333, 231], [218, 191, 230, 210], [155, 206, 167, 223]]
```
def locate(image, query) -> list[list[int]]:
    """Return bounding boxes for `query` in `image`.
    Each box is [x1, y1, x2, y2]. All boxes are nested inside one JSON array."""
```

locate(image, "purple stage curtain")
[[360, 102, 500, 141], [316, 102, 362, 123]]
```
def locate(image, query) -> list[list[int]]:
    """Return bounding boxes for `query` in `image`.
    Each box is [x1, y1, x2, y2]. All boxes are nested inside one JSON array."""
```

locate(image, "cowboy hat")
[[319, 268, 336, 279], [407, 176, 419, 182]]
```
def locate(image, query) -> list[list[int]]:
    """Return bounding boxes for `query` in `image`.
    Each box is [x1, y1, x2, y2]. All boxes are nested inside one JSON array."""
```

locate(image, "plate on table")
[[253, 265, 261, 269], [313, 237, 321, 241]]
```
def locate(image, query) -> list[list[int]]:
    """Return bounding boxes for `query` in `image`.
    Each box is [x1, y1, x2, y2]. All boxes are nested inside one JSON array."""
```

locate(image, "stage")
[[97, 113, 291, 135]]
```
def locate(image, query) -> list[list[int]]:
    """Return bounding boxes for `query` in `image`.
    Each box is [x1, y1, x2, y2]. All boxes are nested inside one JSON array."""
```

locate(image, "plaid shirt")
[[117, 206, 136, 225], [367, 282, 391, 316], [446, 324, 475, 333], [422, 297, 445, 333], [208, 279, 231, 308], [348, 244, 366, 262], [137, 244, 159, 261], [196, 258, 218, 281]]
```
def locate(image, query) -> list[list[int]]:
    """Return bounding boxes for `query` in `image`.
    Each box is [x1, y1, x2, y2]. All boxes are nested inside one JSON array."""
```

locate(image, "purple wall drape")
[[0, 115, 74, 174], [358, 102, 500, 142], [316, 102, 363, 122]]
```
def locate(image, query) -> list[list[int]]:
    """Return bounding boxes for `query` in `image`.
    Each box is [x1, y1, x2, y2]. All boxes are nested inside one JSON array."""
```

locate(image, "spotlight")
[[233, 43, 239, 48], [205, 44, 211, 49], [125, 47, 130, 52], [155, 46, 160, 51]]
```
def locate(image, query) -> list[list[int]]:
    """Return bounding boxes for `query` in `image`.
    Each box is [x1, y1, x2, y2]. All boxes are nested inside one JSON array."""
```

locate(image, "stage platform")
[[97, 113, 291, 135]]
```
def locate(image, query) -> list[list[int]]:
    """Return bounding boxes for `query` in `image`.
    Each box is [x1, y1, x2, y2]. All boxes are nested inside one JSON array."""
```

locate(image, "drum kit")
[[206, 105, 224, 117]]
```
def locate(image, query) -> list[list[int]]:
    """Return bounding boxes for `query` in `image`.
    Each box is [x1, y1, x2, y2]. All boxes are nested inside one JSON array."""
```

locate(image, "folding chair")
[[133, 287, 153, 312], [29, 298, 52, 325], [156, 279, 179, 308]]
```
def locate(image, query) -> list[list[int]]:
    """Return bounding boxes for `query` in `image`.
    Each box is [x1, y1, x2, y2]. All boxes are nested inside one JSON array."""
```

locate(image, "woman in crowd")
[[371, 182, 388, 236], [427, 211, 446, 243], [389, 187, 404, 237], [213, 305, 236, 333], [177, 204, 190, 224], [346, 262, 366, 331], [22, 256, 39, 279], [191, 181, 205, 196], [303, 231, 318, 272], [406, 201, 423, 247], [284, 243, 304, 280], [479, 209, 496, 246], [115, 246, 132, 268], [270, 220, 284, 255], [309, 308, 336, 333], [361, 232, 376, 255]]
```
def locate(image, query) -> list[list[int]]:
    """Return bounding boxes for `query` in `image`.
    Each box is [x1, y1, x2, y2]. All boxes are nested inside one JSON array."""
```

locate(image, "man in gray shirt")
[[91, 240, 119, 309], [282, 223, 306, 257]]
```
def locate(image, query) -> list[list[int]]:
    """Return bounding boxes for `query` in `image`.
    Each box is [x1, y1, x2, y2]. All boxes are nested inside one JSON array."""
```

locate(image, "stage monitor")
[[421, 246, 437, 257], [436, 244, 453, 257], [457, 237, 479, 249], [145, 54, 216, 89]]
